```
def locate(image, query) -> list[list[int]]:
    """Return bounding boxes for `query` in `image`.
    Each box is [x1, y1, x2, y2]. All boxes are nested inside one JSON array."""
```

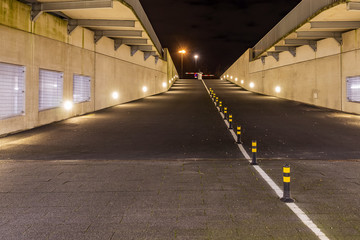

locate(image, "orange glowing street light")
[[178, 49, 187, 78]]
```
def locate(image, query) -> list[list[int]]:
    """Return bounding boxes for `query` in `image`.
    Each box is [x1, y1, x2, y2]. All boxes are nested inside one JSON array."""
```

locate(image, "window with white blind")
[[73, 74, 91, 103], [0, 62, 25, 120], [39, 69, 63, 111], [347, 76, 360, 103]]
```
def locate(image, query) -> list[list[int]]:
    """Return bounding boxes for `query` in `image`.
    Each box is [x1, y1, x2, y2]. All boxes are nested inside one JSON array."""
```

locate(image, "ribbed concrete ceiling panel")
[[30, 0, 162, 57], [254, 1, 360, 60]]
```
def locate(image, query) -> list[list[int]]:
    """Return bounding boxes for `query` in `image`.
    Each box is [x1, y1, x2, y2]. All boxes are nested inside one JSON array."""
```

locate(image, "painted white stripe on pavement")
[[253, 165, 283, 198], [201, 79, 330, 240], [238, 144, 251, 161], [287, 203, 330, 240]]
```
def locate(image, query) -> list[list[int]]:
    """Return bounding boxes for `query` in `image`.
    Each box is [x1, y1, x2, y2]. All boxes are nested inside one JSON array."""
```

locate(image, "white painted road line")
[[201, 79, 330, 240]]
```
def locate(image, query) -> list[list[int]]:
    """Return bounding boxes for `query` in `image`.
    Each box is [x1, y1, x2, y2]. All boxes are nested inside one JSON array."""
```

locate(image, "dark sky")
[[140, 0, 302, 76]]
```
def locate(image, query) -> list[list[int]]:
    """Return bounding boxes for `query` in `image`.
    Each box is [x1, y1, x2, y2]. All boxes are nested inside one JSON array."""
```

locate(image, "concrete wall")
[[0, 0, 178, 136], [223, 29, 360, 115]]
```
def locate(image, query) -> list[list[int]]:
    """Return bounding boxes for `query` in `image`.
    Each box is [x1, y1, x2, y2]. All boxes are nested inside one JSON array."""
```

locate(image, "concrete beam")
[[114, 39, 123, 51], [132, 45, 153, 51], [131, 46, 152, 56], [267, 52, 279, 61], [115, 39, 148, 45], [275, 46, 296, 57], [261, 56, 266, 64], [114, 39, 148, 51], [68, 19, 135, 35], [31, 0, 113, 21], [310, 21, 360, 29], [144, 51, 157, 61], [284, 39, 317, 52], [102, 30, 142, 37], [94, 30, 142, 43], [131, 47, 138, 56], [296, 31, 342, 44], [347, 2, 360, 11], [297, 31, 342, 38]]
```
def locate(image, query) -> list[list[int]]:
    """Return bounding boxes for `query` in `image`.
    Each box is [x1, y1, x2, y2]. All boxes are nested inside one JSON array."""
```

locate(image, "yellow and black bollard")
[[215, 97, 219, 106], [280, 164, 295, 203], [236, 126, 242, 144], [250, 141, 258, 165], [219, 101, 223, 112], [228, 114, 233, 129], [223, 107, 228, 120], [212, 93, 216, 101]]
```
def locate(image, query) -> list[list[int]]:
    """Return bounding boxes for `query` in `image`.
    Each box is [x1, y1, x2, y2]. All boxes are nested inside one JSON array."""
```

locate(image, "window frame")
[[73, 74, 91, 104], [346, 76, 360, 103], [0, 62, 26, 120], [38, 69, 64, 111]]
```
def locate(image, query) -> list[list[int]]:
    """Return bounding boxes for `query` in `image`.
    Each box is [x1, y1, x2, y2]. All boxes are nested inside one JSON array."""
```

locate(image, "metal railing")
[[252, 0, 343, 60], [122, 0, 163, 58]]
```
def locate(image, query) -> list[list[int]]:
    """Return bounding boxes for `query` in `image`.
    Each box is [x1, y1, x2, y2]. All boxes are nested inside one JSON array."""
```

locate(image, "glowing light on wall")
[[142, 86, 148, 92], [112, 92, 119, 99], [250, 82, 255, 88], [275, 86, 281, 93], [63, 100, 73, 110]]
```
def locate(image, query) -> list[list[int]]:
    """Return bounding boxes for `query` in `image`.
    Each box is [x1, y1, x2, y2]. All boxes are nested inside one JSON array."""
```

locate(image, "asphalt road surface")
[[204, 79, 360, 160], [0, 80, 240, 161], [0, 79, 359, 239]]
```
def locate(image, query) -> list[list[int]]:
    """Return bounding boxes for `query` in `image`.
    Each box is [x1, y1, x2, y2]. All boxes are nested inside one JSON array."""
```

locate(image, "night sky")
[[140, 0, 301, 77]]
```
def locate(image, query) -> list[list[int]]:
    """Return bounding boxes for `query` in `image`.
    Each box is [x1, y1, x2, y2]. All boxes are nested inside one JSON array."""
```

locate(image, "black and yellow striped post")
[[212, 93, 216, 101], [219, 101, 223, 112], [280, 164, 295, 203], [215, 97, 219, 106], [236, 126, 242, 144], [223, 107, 228, 120], [250, 141, 258, 165], [228, 114, 233, 129]]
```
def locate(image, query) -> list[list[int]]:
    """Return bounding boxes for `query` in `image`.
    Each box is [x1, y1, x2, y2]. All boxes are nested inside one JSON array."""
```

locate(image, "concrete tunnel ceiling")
[[253, 0, 360, 62], [27, 0, 163, 59]]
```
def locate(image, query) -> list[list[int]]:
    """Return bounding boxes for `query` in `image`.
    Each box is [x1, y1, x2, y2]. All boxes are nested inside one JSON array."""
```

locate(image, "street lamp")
[[194, 54, 199, 72], [178, 49, 186, 79]]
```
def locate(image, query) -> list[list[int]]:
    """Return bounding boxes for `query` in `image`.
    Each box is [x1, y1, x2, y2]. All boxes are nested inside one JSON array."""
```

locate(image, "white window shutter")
[[347, 76, 360, 103], [0, 62, 25, 120], [39, 69, 63, 111], [73, 74, 91, 103]]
